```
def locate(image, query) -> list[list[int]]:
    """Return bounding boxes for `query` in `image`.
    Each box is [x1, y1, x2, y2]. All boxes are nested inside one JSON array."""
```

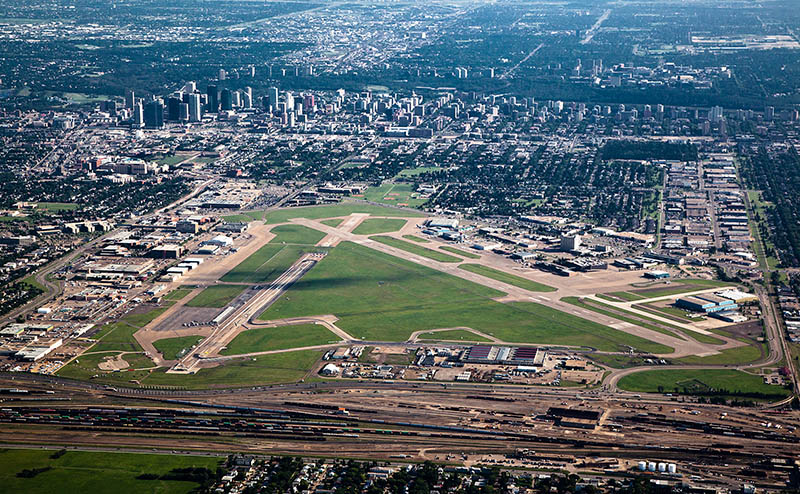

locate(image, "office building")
[[167, 97, 181, 121], [206, 85, 218, 113], [132, 101, 144, 127], [188, 93, 202, 122], [125, 89, 135, 109], [220, 89, 233, 111], [267, 86, 279, 110], [144, 100, 164, 128]]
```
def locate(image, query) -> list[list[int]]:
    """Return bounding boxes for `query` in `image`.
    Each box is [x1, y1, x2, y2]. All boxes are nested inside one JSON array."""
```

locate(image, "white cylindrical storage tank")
[[658, 462, 667, 472], [647, 462, 656, 472], [668, 464, 677, 474], [638, 461, 647, 471]]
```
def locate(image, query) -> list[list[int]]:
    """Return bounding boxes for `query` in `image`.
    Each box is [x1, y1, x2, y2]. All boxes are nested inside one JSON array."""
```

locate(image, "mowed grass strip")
[[221, 323, 338, 356], [185, 284, 247, 308], [268, 224, 326, 245], [618, 369, 790, 399], [629, 280, 734, 298], [370, 235, 461, 263], [264, 203, 423, 224], [440, 245, 480, 259], [163, 287, 195, 301], [153, 335, 204, 360], [562, 296, 683, 340], [417, 329, 492, 342], [143, 350, 322, 388], [675, 341, 764, 365], [0, 449, 221, 494], [459, 263, 555, 292], [352, 218, 407, 235], [259, 242, 672, 353], [221, 244, 317, 284], [403, 234, 429, 243]]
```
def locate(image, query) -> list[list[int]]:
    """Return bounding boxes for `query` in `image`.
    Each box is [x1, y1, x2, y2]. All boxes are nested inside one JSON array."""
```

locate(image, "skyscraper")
[[125, 89, 135, 109], [179, 103, 189, 122], [206, 85, 218, 113], [144, 100, 164, 128], [267, 86, 279, 110], [167, 97, 181, 121], [220, 89, 233, 111], [133, 101, 144, 127], [243, 87, 253, 109], [183, 81, 196, 93], [188, 93, 202, 122]]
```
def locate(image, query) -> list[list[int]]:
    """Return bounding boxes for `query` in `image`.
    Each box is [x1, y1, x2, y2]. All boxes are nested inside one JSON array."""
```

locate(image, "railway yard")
[[0, 376, 797, 490]]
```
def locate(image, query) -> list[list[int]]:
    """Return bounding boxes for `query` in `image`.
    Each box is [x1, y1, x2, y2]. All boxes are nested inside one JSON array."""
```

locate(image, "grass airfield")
[[55, 202, 784, 399]]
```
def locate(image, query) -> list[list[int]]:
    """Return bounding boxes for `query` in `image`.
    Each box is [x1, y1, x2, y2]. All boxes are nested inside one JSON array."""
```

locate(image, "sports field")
[[185, 284, 246, 308], [352, 218, 407, 235], [359, 183, 427, 207], [220, 323, 338, 355], [258, 242, 671, 352], [370, 236, 462, 263], [0, 449, 221, 494], [458, 263, 555, 292], [263, 202, 423, 224], [617, 369, 790, 399]]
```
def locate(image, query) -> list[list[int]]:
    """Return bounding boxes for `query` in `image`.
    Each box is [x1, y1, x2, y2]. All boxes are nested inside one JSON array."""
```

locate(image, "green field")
[[58, 351, 154, 383], [352, 218, 407, 235], [605, 291, 647, 301], [358, 183, 427, 208], [561, 297, 683, 340], [371, 236, 462, 263], [458, 264, 555, 292], [0, 449, 221, 494], [618, 369, 790, 399], [264, 203, 423, 224], [259, 242, 672, 352], [153, 336, 204, 360], [675, 341, 764, 365], [440, 245, 481, 259], [88, 322, 143, 353], [396, 166, 444, 177], [122, 306, 170, 328], [402, 234, 430, 243], [221, 243, 320, 284], [36, 202, 80, 211], [221, 323, 338, 356], [269, 224, 326, 245], [21, 274, 45, 291], [185, 284, 247, 308], [60, 348, 321, 388], [144, 350, 321, 388], [163, 287, 194, 301], [320, 218, 343, 227], [417, 329, 492, 342], [629, 280, 733, 298]]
